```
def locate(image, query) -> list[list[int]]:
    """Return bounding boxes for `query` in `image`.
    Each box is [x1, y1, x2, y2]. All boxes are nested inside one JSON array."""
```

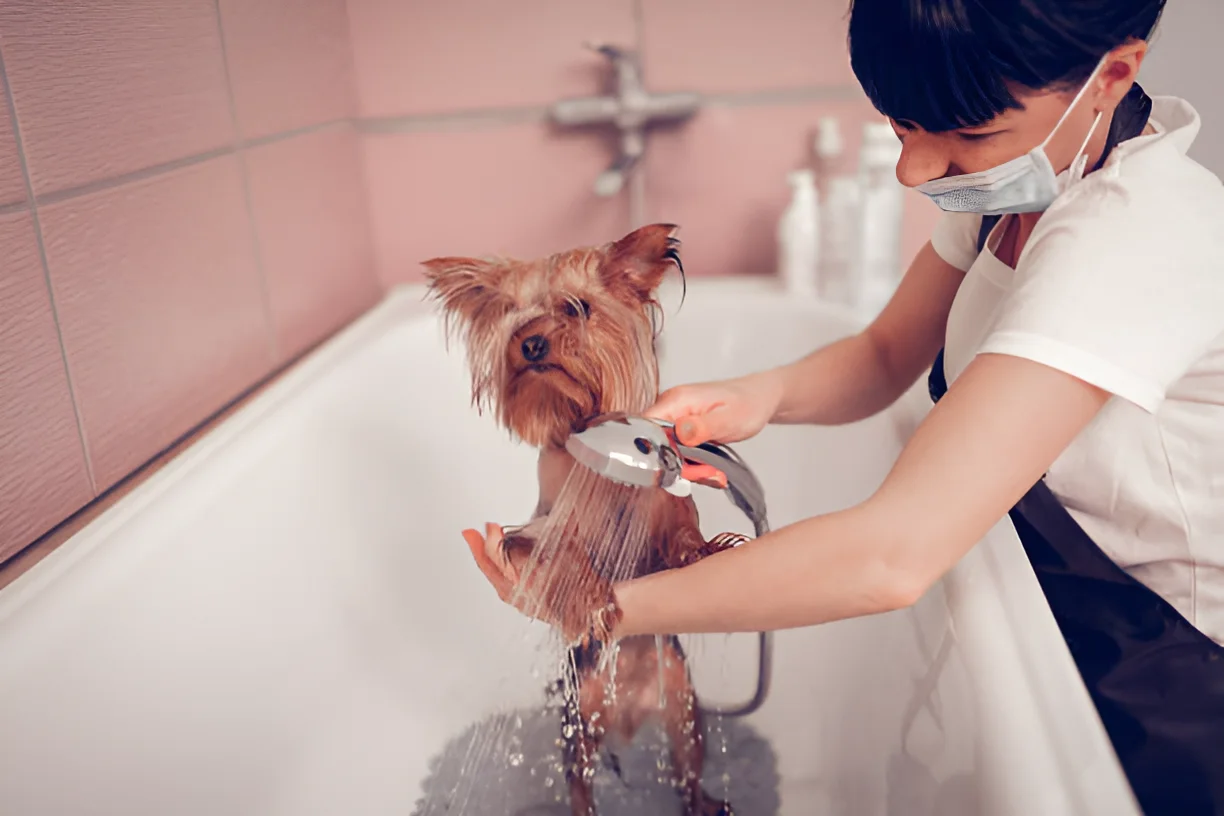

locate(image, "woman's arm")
[[610, 351, 1112, 638], [769, 242, 966, 426]]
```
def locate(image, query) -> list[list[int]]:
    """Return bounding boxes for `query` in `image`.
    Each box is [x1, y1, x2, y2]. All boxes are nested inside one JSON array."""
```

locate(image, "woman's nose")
[[894, 133, 952, 188]]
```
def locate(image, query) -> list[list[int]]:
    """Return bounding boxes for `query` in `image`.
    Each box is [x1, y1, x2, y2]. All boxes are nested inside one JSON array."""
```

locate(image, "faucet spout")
[[549, 42, 701, 201]]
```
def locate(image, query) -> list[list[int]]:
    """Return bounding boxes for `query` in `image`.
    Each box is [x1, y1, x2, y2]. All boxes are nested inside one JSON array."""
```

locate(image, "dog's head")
[[422, 224, 683, 448]]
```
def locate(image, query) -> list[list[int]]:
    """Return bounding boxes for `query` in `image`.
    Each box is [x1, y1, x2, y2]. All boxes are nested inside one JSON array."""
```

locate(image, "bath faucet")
[[550, 42, 701, 198]]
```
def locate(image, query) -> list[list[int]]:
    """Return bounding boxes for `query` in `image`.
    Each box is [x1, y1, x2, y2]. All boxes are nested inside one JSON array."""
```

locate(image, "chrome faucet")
[[550, 42, 701, 198]]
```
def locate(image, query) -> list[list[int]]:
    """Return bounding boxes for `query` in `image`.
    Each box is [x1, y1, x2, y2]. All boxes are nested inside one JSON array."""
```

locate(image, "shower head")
[[564, 412, 770, 537]]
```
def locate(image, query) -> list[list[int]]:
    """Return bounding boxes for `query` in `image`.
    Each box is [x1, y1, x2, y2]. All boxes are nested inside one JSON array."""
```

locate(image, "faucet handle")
[[583, 40, 632, 64]]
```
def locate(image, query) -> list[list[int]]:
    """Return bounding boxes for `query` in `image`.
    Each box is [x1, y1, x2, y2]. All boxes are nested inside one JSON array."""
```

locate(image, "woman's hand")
[[461, 523, 519, 605], [647, 368, 786, 446], [459, 523, 619, 644]]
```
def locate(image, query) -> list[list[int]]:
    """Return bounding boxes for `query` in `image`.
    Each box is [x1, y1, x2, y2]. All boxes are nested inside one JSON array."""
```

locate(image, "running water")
[[413, 459, 779, 814]]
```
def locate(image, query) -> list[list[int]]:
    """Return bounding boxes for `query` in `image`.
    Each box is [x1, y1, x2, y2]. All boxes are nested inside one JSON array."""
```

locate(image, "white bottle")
[[777, 168, 820, 296], [854, 121, 905, 319], [813, 117, 859, 306]]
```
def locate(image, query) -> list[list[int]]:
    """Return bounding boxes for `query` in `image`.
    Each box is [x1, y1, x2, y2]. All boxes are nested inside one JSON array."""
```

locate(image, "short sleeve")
[[976, 194, 1224, 413], [930, 211, 984, 271]]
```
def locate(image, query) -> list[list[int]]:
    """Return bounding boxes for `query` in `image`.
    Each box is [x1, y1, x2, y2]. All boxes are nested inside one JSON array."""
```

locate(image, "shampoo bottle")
[[777, 168, 820, 296], [813, 117, 858, 305], [854, 122, 905, 318]]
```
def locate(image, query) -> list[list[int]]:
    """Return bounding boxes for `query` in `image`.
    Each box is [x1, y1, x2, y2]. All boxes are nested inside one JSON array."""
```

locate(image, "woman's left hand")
[[461, 523, 517, 603], [460, 522, 625, 643]]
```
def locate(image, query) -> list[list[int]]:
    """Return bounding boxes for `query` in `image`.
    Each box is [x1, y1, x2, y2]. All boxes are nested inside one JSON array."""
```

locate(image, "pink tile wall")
[[0, 1, 378, 560], [218, 0, 357, 140], [640, 1, 857, 93], [0, 212, 94, 560], [363, 122, 630, 281], [345, 0, 637, 117], [0, 0, 235, 196], [0, 102, 26, 206], [246, 125, 380, 361], [40, 157, 273, 492]]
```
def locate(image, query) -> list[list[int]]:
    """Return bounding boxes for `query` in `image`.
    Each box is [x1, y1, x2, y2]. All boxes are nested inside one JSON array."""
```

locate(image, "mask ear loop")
[[1066, 109, 1105, 186]]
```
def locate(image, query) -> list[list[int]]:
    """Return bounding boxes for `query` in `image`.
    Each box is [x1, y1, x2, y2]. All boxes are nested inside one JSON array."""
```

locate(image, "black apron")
[[927, 84, 1224, 816]]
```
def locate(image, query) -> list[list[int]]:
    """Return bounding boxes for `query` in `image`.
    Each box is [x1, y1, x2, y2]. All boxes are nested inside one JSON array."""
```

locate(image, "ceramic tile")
[[0, 211, 93, 560], [0, 0, 234, 196], [0, 102, 26, 206], [218, 0, 357, 140], [640, 0, 857, 93], [245, 126, 381, 361], [362, 120, 632, 287], [346, 0, 636, 117], [41, 156, 273, 490]]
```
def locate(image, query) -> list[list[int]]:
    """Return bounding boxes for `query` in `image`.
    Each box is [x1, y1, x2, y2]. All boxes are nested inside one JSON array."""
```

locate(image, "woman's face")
[[888, 47, 1144, 188]]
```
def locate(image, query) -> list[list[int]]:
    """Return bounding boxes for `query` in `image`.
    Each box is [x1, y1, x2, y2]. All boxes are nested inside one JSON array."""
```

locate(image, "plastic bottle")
[[777, 168, 820, 296], [854, 121, 905, 318], [813, 117, 858, 306]]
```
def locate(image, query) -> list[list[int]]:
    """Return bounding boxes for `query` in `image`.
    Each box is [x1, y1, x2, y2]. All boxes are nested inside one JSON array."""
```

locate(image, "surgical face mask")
[[916, 61, 1107, 216]]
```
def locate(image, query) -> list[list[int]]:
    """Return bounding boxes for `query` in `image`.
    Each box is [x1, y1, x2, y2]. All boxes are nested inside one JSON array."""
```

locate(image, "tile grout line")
[[332, 4, 383, 292], [212, 0, 279, 366], [15, 86, 867, 209], [0, 46, 98, 495], [34, 147, 233, 207], [353, 83, 867, 132], [32, 119, 348, 208]]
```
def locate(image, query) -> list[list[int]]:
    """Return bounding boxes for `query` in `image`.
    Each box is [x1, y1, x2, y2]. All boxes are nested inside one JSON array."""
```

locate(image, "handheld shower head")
[[564, 412, 770, 537]]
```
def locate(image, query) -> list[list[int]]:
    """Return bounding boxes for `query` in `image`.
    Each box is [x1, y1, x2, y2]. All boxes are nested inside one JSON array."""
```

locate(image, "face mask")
[[916, 60, 1107, 216]]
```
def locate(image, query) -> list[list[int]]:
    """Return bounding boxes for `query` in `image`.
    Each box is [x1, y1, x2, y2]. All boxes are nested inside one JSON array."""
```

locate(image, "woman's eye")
[[563, 299, 591, 319], [957, 131, 1000, 142]]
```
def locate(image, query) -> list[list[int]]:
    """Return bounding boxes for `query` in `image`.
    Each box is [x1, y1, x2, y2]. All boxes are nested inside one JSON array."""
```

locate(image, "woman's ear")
[[1098, 40, 1148, 108]]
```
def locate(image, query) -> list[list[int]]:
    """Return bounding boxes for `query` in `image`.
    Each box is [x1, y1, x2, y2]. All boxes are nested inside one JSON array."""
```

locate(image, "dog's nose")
[[522, 334, 550, 363]]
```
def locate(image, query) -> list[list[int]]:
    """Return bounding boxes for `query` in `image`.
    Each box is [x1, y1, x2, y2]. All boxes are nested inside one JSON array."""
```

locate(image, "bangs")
[[847, 0, 1025, 132]]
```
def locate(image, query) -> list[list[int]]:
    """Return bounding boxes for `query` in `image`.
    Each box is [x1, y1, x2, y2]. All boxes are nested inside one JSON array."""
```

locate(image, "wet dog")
[[423, 224, 743, 815]]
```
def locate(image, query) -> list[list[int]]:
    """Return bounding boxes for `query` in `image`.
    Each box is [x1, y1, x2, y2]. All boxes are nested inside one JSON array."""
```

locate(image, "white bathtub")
[[0, 279, 1139, 816]]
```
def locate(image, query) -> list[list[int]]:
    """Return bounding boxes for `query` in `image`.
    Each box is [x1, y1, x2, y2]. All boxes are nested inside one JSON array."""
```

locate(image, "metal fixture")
[[550, 42, 701, 199]]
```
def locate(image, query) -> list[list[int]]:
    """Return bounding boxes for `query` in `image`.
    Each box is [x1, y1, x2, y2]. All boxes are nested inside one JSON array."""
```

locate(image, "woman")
[[463, 1, 1224, 811]]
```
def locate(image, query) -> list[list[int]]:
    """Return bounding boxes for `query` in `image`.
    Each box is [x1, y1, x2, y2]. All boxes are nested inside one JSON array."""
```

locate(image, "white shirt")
[[929, 96, 1224, 646]]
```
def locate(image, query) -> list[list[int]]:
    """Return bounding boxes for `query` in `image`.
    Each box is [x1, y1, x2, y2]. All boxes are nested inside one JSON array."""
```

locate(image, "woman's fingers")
[[680, 461, 728, 489], [462, 525, 513, 601], [673, 414, 714, 446]]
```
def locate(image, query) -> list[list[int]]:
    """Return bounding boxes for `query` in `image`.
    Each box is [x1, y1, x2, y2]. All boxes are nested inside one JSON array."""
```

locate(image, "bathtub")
[[0, 279, 1139, 816]]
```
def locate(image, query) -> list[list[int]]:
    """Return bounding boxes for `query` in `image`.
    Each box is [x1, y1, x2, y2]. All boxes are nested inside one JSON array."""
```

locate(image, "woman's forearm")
[[764, 243, 963, 428], [610, 500, 922, 638], [766, 332, 912, 427]]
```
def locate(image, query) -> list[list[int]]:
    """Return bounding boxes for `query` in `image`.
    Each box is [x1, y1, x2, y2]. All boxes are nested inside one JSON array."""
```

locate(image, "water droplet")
[[544, 776, 555, 788], [508, 752, 524, 767]]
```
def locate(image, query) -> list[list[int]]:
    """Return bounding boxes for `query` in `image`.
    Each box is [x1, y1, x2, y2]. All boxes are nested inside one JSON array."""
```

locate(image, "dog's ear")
[[601, 223, 683, 301], [420, 256, 509, 332]]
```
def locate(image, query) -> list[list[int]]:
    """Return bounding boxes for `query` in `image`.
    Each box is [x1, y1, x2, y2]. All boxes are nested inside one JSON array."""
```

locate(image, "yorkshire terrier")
[[423, 224, 745, 816]]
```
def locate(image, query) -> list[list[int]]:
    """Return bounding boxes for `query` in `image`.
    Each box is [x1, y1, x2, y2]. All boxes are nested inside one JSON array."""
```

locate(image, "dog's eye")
[[563, 299, 591, 319]]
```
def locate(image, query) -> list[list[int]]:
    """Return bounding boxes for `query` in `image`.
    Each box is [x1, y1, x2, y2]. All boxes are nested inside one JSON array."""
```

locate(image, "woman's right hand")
[[646, 368, 786, 447]]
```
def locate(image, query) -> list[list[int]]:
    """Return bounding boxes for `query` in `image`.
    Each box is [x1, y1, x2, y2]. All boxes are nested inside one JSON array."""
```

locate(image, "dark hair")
[[847, 0, 1167, 132]]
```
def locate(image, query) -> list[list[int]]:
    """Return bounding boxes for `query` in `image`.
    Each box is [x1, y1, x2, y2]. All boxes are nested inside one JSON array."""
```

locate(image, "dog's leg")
[[557, 646, 608, 816], [657, 638, 735, 816]]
